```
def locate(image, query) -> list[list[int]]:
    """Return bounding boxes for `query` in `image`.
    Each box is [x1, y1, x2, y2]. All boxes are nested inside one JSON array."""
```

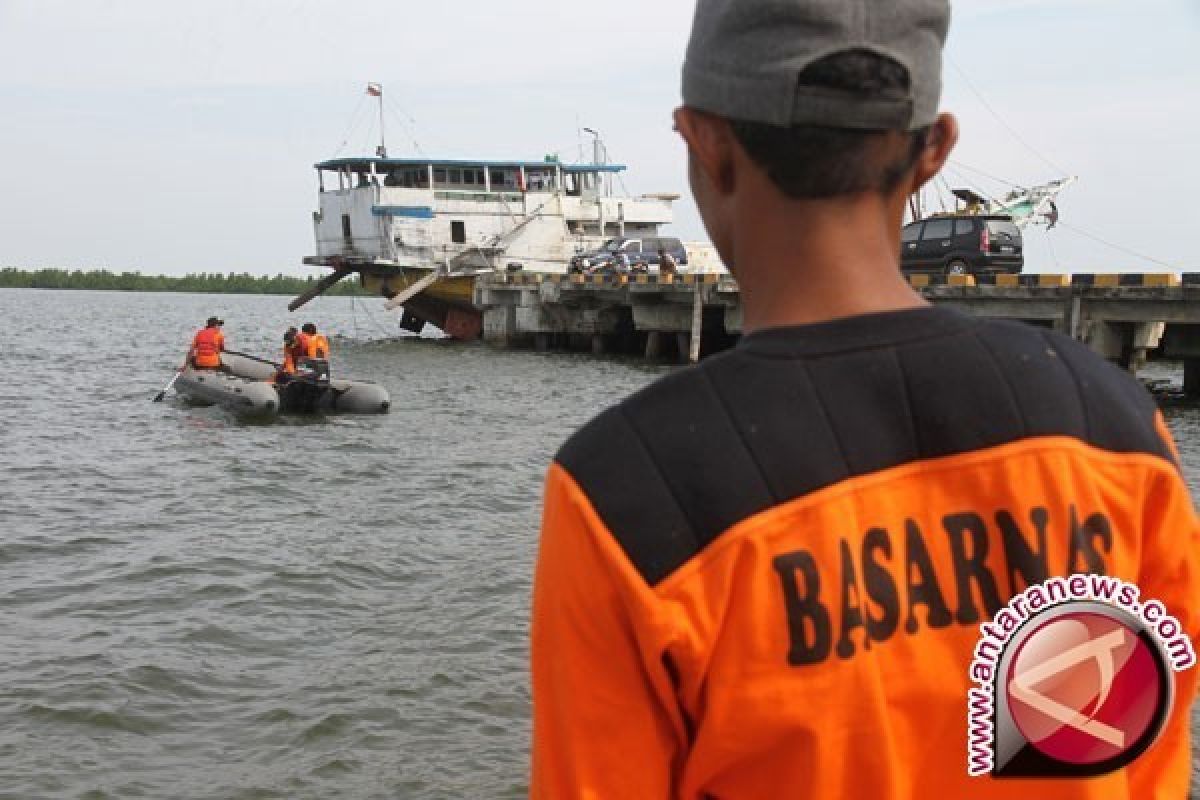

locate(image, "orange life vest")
[[192, 327, 222, 368], [306, 333, 330, 359], [282, 333, 309, 374]]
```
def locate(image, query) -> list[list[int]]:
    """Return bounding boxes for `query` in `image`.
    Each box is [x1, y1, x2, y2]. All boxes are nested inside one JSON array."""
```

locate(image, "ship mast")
[[368, 82, 387, 158], [582, 127, 610, 196]]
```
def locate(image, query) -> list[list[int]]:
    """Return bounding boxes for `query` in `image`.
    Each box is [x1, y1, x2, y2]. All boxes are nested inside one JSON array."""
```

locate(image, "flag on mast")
[[366, 82, 382, 97]]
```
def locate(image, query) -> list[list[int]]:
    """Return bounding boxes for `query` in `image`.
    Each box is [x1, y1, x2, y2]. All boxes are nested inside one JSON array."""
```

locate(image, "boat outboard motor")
[[280, 375, 324, 414], [298, 358, 331, 384]]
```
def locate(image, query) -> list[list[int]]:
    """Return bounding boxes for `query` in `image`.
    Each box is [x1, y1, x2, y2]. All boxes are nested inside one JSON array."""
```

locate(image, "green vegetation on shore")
[[0, 267, 371, 296]]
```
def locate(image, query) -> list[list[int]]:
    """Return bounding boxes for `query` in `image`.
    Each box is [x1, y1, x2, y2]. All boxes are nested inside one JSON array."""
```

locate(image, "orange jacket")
[[280, 333, 311, 374], [532, 308, 1200, 799], [306, 333, 330, 359], [281, 345, 302, 375], [191, 327, 222, 368]]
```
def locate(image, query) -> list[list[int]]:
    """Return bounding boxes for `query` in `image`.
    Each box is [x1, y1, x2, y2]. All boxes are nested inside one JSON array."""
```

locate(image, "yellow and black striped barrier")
[[488, 271, 1188, 290], [1071, 273, 1181, 288], [901, 273, 1185, 289], [538, 272, 725, 287]]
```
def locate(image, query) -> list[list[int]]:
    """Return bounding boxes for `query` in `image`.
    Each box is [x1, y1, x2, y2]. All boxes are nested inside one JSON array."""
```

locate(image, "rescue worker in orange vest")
[[530, 1, 1200, 798], [184, 316, 224, 370], [276, 327, 306, 383], [299, 323, 331, 382], [301, 323, 330, 359]]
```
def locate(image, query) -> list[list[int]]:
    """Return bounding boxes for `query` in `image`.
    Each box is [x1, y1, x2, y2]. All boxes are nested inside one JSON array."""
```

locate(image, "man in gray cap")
[[530, 2, 1199, 797]]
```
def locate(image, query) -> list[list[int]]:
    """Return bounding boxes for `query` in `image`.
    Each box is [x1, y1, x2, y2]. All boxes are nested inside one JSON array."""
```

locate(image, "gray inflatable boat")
[[174, 366, 280, 417], [174, 352, 390, 416]]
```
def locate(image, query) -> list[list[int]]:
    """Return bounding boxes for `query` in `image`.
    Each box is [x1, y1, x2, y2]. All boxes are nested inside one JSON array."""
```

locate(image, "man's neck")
[[730, 192, 927, 334]]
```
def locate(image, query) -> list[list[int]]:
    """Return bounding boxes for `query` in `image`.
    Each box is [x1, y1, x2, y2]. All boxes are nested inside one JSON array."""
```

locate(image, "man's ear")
[[909, 112, 959, 194], [673, 107, 738, 195]]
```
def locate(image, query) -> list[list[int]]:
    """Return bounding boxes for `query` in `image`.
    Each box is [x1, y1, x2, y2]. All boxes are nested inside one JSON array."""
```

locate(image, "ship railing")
[[435, 190, 526, 204]]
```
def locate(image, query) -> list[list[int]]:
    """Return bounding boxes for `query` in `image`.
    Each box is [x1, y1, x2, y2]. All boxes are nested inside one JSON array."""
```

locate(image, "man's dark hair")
[[302, 323, 317, 335], [729, 50, 929, 199]]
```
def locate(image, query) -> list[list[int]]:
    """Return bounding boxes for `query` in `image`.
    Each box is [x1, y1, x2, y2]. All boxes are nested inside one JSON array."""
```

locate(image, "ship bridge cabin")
[[310, 157, 677, 274]]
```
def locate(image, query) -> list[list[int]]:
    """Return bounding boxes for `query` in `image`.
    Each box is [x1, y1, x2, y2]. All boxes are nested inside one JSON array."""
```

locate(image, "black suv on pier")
[[900, 214, 1024, 275]]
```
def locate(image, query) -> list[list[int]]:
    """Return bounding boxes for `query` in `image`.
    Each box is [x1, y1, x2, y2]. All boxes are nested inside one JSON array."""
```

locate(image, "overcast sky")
[[0, 0, 1196, 276]]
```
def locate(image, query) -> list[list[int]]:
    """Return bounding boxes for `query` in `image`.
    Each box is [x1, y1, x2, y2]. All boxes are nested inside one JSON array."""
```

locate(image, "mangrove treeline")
[[0, 268, 371, 296]]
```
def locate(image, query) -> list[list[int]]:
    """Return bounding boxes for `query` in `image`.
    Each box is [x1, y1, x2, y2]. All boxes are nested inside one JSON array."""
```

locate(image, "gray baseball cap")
[[682, 0, 951, 131]]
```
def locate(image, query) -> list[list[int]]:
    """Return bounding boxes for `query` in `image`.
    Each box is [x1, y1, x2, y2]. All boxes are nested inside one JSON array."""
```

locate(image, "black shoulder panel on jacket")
[[555, 310, 1171, 586], [554, 403, 701, 585]]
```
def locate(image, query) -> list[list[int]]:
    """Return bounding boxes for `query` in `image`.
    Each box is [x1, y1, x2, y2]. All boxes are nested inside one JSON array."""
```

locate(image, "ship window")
[[449, 168, 462, 184], [341, 214, 352, 240], [451, 220, 466, 243], [434, 168, 447, 183], [527, 169, 554, 191]]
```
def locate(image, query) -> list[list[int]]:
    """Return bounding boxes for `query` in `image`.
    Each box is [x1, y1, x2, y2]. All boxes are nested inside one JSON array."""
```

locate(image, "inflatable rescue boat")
[[174, 352, 390, 416], [175, 365, 280, 416]]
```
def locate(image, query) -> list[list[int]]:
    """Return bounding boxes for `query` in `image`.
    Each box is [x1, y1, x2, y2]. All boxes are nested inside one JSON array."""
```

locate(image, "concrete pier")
[[475, 271, 1200, 394]]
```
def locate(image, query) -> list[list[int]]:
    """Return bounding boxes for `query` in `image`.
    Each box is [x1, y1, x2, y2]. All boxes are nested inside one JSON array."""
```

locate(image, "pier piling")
[[689, 284, 704, 363], [645, 331, 664, 360]]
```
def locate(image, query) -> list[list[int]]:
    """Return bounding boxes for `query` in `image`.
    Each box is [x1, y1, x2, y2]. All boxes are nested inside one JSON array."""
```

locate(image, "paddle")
[[225, 349, 281, 369], [153, 369, 182, 402]]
